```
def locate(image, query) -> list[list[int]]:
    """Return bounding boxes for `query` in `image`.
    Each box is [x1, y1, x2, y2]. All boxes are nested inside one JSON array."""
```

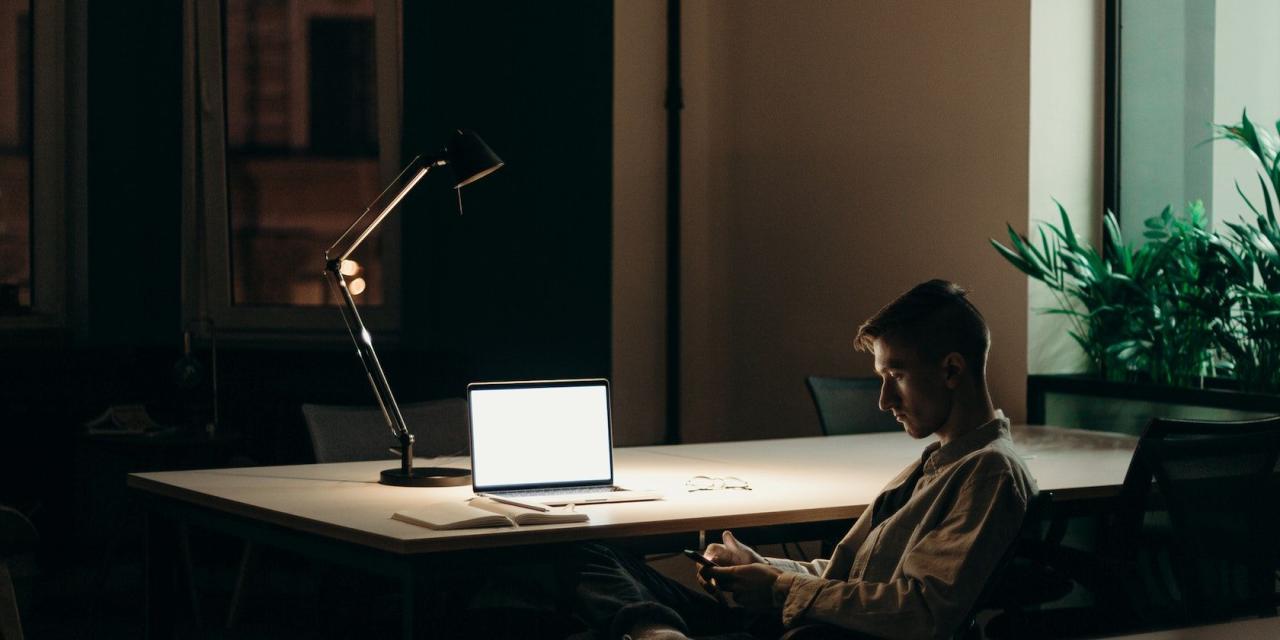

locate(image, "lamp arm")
[[325, 154, 445, 263], [323, 155, 442, 477], [323, 266, 408, 442]]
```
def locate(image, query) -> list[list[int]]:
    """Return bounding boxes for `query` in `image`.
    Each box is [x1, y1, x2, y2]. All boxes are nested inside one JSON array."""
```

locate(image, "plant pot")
[[1027, 374, 1280, 436]]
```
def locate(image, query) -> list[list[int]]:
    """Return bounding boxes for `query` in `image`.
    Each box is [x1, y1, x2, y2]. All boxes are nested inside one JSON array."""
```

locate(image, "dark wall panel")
[[86, 0, 182, 345], [402, 1, 613, 382]]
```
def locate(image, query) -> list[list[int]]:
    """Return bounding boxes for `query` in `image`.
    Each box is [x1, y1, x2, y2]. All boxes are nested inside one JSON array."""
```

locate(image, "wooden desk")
[[129, 425, 1135, 638]]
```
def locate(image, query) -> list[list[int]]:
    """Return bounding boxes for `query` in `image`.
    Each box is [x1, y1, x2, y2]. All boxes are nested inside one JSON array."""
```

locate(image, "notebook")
[[392, 497, 587, 530], [467, 378, 661, 506]]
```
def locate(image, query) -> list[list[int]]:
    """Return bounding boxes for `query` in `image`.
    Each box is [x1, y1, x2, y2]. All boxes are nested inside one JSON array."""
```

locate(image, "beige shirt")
[[767, 412, 1037, 640]]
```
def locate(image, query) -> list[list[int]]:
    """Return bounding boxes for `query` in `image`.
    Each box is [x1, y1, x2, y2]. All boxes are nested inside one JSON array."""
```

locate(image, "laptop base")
[[380, 466, 471, 487]]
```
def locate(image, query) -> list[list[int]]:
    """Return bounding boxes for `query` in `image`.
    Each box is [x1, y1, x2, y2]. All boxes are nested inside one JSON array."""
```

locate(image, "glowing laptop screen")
[[468, 381, 613, 490]]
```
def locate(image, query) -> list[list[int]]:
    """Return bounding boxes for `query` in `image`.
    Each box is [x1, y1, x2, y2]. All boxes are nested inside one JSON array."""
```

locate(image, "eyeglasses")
[[685, 475, 752, 492]]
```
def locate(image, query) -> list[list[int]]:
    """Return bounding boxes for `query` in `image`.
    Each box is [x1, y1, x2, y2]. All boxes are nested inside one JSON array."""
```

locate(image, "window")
[[0, 0, 68, 329], [188, 0, 401, 333], [1114, 0, 1280, 242], [0, 1, 31, 315]]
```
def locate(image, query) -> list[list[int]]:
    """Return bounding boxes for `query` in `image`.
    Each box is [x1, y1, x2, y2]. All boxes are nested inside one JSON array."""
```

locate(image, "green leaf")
[[1036, 226, 1063, 286], [1104, 211, 1124, 247], [1008, 227, 1054, 275], [1235, 180, 1262, 218], [1241, 109, 1265, 159], [1186, 200, 1206, 228], [1055, 200, 1080, 250], [991, 239, 1044, 281], [1259, 173, 1276, 226]]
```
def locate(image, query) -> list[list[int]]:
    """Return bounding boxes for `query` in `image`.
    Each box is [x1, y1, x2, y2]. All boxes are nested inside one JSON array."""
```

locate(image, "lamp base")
[[380, 467, 471, 487]]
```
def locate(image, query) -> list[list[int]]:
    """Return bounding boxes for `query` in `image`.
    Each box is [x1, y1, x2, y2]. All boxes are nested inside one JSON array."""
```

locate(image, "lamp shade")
[[446, 129, 504, 189]]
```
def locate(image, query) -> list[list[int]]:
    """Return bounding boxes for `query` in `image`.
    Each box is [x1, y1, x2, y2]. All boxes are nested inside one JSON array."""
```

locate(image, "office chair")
[[1135, 416, 1280, 622], [0, 505, 37, 640], [1008, 415, 1280, 638], [302, 397, 470, 463], [804, 376, 900, 436], [226, 398, 470, 628], [778, 492, 1053, 640], [800, 377, 901, 559]]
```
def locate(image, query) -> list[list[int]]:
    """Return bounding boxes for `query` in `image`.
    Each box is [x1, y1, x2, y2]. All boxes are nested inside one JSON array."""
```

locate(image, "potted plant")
[[1213, 111, 1280, 393], [990, 110, 1280, 433], [990, 202, 1238, 387]]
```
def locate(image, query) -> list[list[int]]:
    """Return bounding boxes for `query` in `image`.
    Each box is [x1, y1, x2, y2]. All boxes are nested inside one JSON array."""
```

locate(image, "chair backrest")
[[805, 376, 900, 436], [301, 398, 470, 463], [954, 490, 1052, 639], [1110, 415, 1280, 623]]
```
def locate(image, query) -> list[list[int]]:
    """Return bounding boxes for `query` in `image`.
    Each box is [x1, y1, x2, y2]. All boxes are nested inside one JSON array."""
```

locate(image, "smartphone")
[[683, 549, 717, 568]]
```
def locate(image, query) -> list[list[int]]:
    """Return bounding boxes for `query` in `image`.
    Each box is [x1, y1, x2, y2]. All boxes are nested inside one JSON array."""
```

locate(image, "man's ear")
[[942, 352, 966, 389]]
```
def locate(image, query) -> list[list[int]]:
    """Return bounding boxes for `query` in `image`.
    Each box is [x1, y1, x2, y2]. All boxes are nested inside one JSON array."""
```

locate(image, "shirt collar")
[[921, 410, 1009, 476]]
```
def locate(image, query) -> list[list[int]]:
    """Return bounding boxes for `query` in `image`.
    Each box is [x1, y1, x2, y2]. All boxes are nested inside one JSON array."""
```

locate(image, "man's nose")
[[878, 383, 896, 412]]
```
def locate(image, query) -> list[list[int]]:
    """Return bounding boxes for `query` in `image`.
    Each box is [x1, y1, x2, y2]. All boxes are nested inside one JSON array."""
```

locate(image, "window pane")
[[0, 0, 31, 315], [1208, 1, 1280, 236], [224, 0, 383, 307], [1118, 0, 1280, 243]]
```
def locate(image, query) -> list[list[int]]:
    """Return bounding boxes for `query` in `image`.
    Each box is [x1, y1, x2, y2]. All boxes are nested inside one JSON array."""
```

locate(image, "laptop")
[[467, 378, 661, 506]]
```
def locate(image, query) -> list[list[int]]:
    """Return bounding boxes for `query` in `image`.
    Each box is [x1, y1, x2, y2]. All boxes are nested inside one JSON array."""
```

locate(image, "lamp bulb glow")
[[349, 277, 367, 296], [340, 259, 361, 277]]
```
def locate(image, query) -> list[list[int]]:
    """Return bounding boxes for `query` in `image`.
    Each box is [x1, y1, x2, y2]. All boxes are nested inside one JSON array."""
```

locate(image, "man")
[[566, 280, 1037, 640]]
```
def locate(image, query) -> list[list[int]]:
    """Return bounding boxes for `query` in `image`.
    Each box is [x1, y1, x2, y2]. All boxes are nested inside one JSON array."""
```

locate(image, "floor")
[[12, 539, 816, 639], [17, 531, 407, 639], [16, 534, 1261, 640]]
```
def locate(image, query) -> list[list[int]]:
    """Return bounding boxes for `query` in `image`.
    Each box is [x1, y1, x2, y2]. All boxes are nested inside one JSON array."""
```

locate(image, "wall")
[[86, 0, 181, 344], [1027, 0, 1104, 375], [679, 0, 1032, 443], [611, 0, 668, 446], [402, 2, 613, 385], [680, 0, 735, 443]]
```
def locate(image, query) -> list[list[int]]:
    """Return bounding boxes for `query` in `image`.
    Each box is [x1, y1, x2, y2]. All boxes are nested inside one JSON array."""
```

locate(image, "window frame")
[[0, 0, 71, 332], [1103, 0, 1119, 224], [184, 0, 403, 339]]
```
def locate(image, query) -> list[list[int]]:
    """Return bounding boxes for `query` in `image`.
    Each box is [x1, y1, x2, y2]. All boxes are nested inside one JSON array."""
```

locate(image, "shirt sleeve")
[[763, 556, 828, 577], [774, 466, 1028, 640]]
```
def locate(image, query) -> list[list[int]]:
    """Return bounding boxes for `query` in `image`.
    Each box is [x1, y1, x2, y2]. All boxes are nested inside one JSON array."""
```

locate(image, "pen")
[[476, 493, 550, 512]]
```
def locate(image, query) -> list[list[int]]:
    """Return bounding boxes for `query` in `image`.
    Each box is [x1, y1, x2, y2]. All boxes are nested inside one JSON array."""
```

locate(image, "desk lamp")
[[325, 129, 503, 487]]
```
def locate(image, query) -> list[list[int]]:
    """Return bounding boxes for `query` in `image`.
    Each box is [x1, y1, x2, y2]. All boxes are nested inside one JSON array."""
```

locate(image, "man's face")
[[872, 336, 953, 439]]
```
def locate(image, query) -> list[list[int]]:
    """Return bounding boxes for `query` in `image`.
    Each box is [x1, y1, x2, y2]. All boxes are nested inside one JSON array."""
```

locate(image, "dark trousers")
[[563, 543, 780, 639]]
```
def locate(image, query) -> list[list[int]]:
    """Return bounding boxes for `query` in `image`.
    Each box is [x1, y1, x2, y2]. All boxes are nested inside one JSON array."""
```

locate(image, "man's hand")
[[702, 563, 782, 610], [696, 530, 767, 598], [702, 530, 764, 567]]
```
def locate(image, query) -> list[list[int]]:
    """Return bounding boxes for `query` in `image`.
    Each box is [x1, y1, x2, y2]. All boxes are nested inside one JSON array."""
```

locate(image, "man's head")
[[854, 280, 991, 441]]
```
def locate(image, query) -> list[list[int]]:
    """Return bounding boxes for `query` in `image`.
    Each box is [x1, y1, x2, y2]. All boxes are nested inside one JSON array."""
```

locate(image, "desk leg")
[[144, 511, 179, 639], [401, 562, 452, 640], [400, 568, 428, 640]]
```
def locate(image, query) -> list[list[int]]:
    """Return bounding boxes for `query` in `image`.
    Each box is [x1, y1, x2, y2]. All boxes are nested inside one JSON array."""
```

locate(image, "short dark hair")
[[854, 279, 991, 378]]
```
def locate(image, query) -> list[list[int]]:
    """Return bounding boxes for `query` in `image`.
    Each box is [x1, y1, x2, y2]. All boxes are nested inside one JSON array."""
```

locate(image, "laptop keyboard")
[[497, 485, 621, 498]]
